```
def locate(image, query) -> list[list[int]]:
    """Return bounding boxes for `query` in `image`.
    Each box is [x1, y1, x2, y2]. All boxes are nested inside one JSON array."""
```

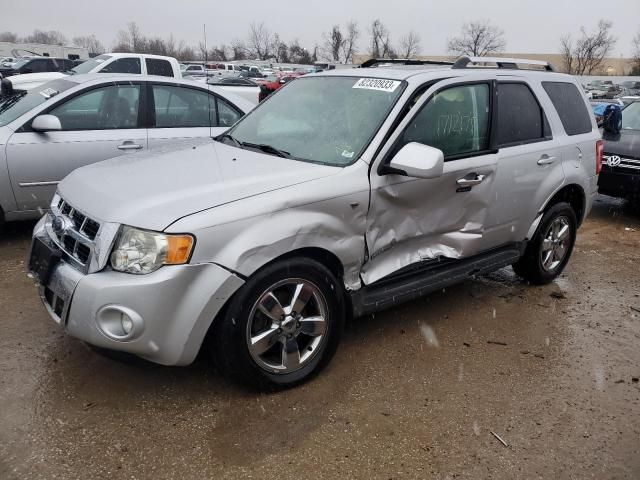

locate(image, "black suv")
[[0, 57, 74, 77], [599, 101, 640, 204]]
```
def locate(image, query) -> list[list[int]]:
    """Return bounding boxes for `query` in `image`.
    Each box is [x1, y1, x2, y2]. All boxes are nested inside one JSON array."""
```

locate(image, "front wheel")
[[513, 202, 577, 285], [209, 258, 345, 390]]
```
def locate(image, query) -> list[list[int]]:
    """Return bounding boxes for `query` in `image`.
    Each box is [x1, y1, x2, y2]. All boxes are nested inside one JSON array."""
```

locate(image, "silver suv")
[[27, 57, 601, 389]]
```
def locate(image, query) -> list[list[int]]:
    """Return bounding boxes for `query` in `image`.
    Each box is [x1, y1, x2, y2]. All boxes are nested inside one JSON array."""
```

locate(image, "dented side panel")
[[363, 154, 499, 284]]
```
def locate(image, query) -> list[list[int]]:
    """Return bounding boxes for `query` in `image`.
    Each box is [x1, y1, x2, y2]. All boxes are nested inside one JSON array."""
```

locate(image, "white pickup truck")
[[2, 53, 182, 91]]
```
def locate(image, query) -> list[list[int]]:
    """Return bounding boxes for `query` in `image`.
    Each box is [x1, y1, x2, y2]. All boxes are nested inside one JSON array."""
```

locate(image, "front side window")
[[396, 83, 490, 158], [228, 76, 405, 165], [50, 84, 140, 130], [496, 83, 550, 147], [146, 59, 174, 77], [152, 84, 213, 128], [101, 58, 141, 74], [25, 59, 49, 73], [217, 98, 242, 127]]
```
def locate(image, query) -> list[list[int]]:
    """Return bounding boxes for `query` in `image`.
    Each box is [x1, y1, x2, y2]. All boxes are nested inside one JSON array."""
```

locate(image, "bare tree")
[[370, 19, 395, 58], [72, 35, 104, 54], [631, 30, 640, 75], [0, 31, 19, 42], [447, 20, 506, 57], [399, 31, 421, 58], [560, 20, 616, 75], [340, 21, 359, 64], [289, 41, 312, 64], [231, 39, 248, 60], [247, 22, 274, 60], [209, 45, 229, 61], [24, 29, 67, 45], [323, 25, 343, 62], [113, 22, 147, 53]]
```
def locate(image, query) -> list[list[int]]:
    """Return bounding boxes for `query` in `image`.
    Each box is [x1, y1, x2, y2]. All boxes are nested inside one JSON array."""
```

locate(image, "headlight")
[[110, 226, 195, 274]]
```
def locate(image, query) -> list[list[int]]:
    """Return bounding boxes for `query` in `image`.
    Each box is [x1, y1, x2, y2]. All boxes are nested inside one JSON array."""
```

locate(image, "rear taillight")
[[596, 139, 603, 175]]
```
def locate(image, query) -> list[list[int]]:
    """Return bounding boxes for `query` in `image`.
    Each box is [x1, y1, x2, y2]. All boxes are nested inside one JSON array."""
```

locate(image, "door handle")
[[537, 155, 556, 165], [118, 142, 143, 151], [456, 174, 486, 187]]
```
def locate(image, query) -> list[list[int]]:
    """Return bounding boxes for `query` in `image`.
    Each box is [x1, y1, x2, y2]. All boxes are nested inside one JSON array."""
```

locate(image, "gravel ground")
[[1, 195, 639, 480]]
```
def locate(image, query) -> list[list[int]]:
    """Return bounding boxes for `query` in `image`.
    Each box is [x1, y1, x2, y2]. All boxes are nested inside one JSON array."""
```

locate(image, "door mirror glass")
[[31, 114, 62, 132], [389, 142, 444, 179]]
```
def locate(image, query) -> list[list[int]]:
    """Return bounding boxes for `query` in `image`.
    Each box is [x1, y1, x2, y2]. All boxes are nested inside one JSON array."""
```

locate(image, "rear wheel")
[[210, 258, 345, 390], [513, 202, 577, 285]]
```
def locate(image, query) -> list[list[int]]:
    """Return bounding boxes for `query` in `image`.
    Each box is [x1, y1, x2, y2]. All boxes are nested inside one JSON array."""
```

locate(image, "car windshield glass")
[[0, 79, 75, 127], [228, 76, 405, 165], [11, 58, 30, 69], [71, 55, 112, 74], [622, 102, 640, 130]]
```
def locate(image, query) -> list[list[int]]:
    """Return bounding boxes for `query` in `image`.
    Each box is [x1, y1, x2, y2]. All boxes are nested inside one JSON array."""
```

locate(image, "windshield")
[[622, 102, 640, 130], [227, 76, 405, 165], [0, 79, 75, 127], [71, 55, 112, 74], [11, 58, 30, 69]]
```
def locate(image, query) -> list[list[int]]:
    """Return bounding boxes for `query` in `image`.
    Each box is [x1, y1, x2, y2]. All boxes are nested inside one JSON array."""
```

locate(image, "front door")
[[363, 77, 499, 285], [6, 82, 146, 211]]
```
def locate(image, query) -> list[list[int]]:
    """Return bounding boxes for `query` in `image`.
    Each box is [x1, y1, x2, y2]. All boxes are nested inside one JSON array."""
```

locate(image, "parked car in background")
[[0, 57, 75, 78], [0, 74, 252, 225], [1, 53, 183, 93], [620, 80, 640, 95], [206, 76, 260, 103], [27, 57, 599, 389], [598, 101, 640, 205], [0, 57, 16, 67], [258, 74, 297, 101], [181, 64, 206, 76]]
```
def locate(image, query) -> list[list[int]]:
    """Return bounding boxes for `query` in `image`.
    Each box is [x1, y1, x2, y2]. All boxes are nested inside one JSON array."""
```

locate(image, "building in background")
[[0, 42, 89, 60]]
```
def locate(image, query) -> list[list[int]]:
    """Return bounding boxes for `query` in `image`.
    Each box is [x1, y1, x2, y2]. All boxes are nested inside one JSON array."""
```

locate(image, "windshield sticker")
[[341, 150, 355, 159], [353, 78, 401, 93], [39, 88, 59, 99], [95, 58, 105, 63]]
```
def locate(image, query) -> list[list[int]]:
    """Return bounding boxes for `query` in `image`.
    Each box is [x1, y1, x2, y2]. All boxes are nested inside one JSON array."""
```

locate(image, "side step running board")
[[351, 244, 523, 318]]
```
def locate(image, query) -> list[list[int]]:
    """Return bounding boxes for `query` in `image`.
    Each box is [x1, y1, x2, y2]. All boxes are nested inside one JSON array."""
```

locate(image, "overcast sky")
[[4, 0, 640, 57]]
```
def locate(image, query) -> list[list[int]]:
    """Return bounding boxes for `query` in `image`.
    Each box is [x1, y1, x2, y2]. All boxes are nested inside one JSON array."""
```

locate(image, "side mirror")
[[32, 114, 62, 132], [388, 142, 444, 179]]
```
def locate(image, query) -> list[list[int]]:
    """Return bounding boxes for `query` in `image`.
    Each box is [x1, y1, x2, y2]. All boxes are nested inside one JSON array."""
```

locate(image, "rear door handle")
[[456, 174, 486, 187], [537, 155, 556, 165], [118, 142, 143, 151]]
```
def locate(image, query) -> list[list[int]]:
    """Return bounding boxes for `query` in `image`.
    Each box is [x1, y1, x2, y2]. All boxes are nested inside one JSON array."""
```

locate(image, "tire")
[[209, 257, 345, 390], [513, 202, 577, 285]]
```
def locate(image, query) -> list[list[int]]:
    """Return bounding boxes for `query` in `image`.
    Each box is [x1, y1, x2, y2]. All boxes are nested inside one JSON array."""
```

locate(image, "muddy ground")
[[0, 195, 639, 480]]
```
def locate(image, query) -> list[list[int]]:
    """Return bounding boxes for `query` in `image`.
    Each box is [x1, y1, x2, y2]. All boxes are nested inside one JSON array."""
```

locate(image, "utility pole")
[[203, 24, 207, 64]]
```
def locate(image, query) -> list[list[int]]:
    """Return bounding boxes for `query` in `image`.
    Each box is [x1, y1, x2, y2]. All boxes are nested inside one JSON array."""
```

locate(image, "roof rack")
[[360, 58, 454, 68], [452, 56, 556, 72]]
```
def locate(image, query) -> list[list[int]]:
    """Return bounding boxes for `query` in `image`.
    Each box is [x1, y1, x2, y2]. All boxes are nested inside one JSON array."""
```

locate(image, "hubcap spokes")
[[540, 216, 571, 272], [247, 279, 327, 373]]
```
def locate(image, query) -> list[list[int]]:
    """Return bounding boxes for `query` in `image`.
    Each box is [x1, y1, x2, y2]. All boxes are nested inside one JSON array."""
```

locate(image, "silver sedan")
[[0, 73, 254, 225]]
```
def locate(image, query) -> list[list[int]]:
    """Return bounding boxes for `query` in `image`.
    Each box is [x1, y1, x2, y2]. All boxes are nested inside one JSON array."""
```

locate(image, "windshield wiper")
[[0, 91, 27, 113], [240, 141, 292, 159], [216, 132, 241, 148]]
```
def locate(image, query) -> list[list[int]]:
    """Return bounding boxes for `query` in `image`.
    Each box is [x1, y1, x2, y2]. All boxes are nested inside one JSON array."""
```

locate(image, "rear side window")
[[101, 57, 142, 74], [496, 83, 550, 147], [542, 82, 592, 135], [152, 84, 214, 128], [146, 58, 173, 77]]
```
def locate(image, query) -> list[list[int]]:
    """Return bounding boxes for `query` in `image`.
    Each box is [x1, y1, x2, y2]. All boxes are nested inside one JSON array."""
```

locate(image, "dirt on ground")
[[0, 195, 639, 480]]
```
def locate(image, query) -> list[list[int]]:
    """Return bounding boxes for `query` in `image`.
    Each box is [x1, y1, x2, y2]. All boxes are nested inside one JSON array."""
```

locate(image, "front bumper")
[[29, 217, 244, 366]]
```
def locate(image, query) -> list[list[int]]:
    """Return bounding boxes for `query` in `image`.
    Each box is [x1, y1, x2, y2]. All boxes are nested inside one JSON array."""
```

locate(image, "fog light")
[[121, 314, 133, 335], [96, 305, 144, 341]]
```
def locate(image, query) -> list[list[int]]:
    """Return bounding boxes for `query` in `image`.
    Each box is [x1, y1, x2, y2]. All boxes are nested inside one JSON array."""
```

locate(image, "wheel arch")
[[543, 184, 586, 227]]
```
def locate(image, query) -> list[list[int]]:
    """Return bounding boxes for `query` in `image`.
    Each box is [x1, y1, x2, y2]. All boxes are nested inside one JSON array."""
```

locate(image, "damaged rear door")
[[362, 76, 499, 285]]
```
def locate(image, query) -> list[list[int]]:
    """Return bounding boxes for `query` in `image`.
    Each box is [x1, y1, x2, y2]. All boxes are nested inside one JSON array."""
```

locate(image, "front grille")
[[51, 196, 102, 270], [603, 155, 640, 173]]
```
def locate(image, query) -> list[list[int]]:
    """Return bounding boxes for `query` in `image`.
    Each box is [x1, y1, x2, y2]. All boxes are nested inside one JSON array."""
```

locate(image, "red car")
[[258, 74, 297, 101]]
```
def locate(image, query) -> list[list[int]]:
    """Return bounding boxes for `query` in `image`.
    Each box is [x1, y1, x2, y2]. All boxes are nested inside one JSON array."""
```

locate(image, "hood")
[[603, 129, 640, 159], [6, 72, 66, 90], [58, 138, 340, 231]]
